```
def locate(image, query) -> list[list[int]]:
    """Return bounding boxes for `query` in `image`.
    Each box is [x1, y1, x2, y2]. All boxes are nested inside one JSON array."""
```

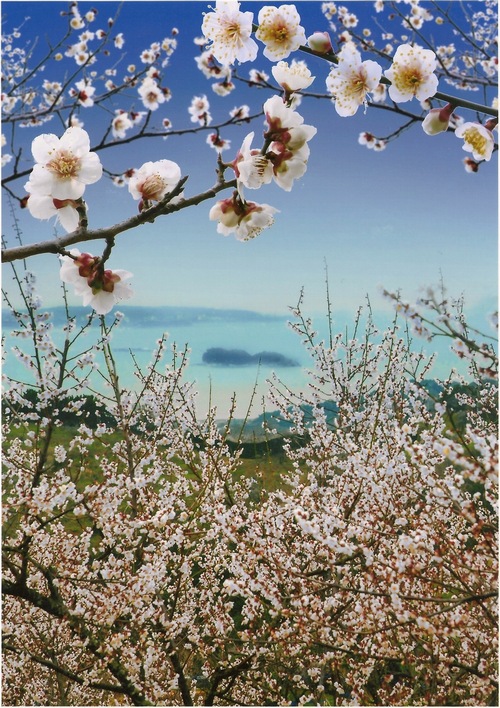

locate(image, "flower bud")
[[422, 103, 454, 135], [307, 31, 333, 54]]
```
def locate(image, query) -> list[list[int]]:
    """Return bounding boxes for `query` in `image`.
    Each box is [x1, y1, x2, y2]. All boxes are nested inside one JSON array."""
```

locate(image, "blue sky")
[[2, 0, 498, 325]]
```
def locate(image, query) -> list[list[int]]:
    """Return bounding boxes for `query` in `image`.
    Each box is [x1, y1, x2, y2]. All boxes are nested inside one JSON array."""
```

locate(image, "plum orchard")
[[1, 2, 498, 705]]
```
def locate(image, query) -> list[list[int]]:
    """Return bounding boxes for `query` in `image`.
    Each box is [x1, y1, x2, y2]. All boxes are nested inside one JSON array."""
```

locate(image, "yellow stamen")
[[47, 150, 80, 180], [463, 128, 487, 156]]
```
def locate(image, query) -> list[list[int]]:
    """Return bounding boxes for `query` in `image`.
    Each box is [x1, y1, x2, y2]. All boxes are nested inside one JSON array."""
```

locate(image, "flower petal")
[[31, 133, 60, 164], [59, 126, 91, 155], [77, 153, 103, 184], [57, 204, 80, 232]]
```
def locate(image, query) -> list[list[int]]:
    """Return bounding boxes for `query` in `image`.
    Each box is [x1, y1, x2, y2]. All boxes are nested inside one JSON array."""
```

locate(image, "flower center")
[[140, 173, 167, 201], [261, 22, 290, 45], [463, 128, 487, 155], [223, 20, 243, 44], [47, 150, 80, 180], [396, 67, 423, 93], [350, 77, 368, 96], [252, 155, 270, 176]]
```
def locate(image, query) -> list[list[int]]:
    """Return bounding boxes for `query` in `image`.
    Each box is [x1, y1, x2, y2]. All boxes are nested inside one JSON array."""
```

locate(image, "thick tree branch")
[[1, 176, 238, 263]]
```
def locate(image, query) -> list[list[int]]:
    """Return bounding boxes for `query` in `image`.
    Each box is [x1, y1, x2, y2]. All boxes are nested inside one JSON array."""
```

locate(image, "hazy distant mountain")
[[2, 305, 287, 328]]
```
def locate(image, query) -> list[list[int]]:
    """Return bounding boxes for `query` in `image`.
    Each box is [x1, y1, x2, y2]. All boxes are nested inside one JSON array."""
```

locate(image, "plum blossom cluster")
[[197, 2, 496, 172], [2, 275, 497, 705], [60, 249, 133, 315], [209, 90, 317, 240]]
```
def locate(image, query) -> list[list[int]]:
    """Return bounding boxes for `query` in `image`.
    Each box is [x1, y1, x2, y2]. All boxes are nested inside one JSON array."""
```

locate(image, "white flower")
[[195, 50, 231, 80], [128, 159, 183, 205], [326, 42, 382, 116], [111, 110, 133, 139], [262, 95, 316, 190], [138, 78, 165, 110], [24, 127, 102, 200], [233, 132, 273, 189], [264, 94, 317, 152], [67, 114, 84, 129], [370, 83, 387, 104], [212, 79, 235, 96], [249, 68, 269, 84], [207, 133, 231, 152], [455, 122, 495, 162], [384, 43, 438, 103], [54, 445, 67, 463], [272, 60, 315, 95], [188, 94, 212, 125], [69, 79, 96, 107], [256, 4, 306, 61], [59, 249, 133, 315], [202, 1, 258, 66], [209, 191, 278, 241], [25, 194, 81, 233], [229, 105, 250, 120]]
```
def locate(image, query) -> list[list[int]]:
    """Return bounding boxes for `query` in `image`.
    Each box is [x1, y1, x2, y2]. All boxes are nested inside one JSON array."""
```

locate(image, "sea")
[[2, 304, 472, 421], [2, 306, 312, 419]]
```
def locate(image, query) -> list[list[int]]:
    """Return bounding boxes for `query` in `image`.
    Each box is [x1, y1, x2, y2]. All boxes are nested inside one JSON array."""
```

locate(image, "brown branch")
[[1, 176, 237, 263], [2, 642, 128, 696]]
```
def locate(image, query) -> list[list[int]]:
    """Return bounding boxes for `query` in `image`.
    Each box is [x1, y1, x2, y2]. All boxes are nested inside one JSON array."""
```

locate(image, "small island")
[[202, 347, 299, 367]]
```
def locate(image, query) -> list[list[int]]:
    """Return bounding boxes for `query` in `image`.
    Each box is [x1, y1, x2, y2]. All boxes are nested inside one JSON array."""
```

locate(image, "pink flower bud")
[[422, 103, 455, 135], [307, 31, 333, 54]]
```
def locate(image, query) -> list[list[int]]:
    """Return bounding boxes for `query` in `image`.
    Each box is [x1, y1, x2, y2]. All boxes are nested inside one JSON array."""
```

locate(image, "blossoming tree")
[[2, 1, 498, 705]]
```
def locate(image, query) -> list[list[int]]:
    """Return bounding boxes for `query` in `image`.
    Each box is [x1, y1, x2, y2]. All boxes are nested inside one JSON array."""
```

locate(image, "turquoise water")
[[2, 314, 311, 418], [2, 306, 476, 419]]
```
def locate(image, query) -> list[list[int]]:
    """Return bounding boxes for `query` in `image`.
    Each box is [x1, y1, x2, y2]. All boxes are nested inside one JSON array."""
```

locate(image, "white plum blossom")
[[24, 127, 102, 201], [256, 4, 307, 61], [271, 60, 315, 95], [111, 110, 133, 139], [209, 191, 278, 241], [59, 249, 133, 315], [188, 94, 212, 125], [262, 95, 317, 190], [370, 82, 387, 104], [128, 159, 183, 208], [140, 48, 158, 64], [326, 43, 382, 116], [229, 105, 250, 121], [248, 68, 269, 84], [24, 193, 81, 233], [202, 1, 258, 66], [455, 122, 495, 162], [69, 79, 96, 107], [206, 133, 231, 152], [195, 50, 232, 80], [138, 78, 165, 111], [232, 132, 273, 189], [212, 79, 235, 96], [67, 114, 84, 129], [263, 94, 316, 149], [384, 43, 439, 103]]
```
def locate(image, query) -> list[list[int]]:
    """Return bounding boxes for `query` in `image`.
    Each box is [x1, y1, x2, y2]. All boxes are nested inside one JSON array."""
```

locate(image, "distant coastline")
[[2, 305, 288, 329]]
